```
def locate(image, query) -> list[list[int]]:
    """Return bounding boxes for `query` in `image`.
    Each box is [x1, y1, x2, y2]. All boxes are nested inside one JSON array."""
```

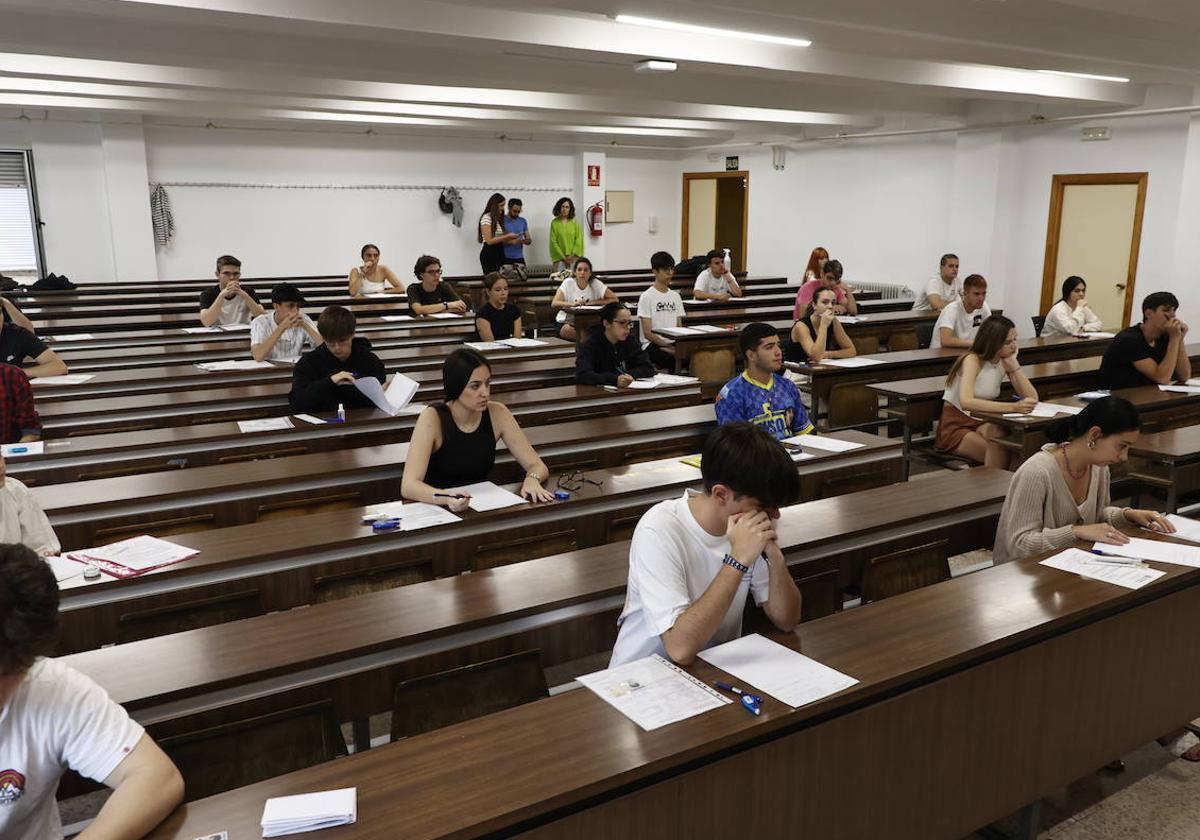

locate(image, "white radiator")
[[849, 281, 914, 301]]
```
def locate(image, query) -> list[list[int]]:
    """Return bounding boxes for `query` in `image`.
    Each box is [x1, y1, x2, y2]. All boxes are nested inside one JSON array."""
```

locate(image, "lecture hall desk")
[[135, 525, 1200, 840], [54, 429, 906, 652], [1129, 422, 1200, 513]]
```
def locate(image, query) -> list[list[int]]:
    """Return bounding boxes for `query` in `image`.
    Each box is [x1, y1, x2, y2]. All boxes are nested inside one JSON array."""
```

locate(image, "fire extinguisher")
[[586, 202, 604, 237]]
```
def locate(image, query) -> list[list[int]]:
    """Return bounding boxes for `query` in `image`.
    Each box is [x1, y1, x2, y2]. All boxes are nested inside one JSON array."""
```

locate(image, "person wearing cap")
[[249, 282, 322, 363]]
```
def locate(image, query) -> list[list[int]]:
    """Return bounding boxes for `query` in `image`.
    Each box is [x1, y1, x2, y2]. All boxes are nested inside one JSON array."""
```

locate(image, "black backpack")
[[675, 255, 707, 276], [30, 273, 77, 290]]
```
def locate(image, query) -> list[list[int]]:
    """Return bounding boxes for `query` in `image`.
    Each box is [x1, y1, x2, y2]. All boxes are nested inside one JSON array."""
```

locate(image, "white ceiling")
[[0, 0, 1195, 149]]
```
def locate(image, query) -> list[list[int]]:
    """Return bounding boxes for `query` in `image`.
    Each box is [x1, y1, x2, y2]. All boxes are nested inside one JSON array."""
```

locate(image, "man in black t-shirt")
[[406, 255, 469, 317], [1099, 291, 1191, 390], [198, 255, 265, 327], [0, 321, 67, 379]]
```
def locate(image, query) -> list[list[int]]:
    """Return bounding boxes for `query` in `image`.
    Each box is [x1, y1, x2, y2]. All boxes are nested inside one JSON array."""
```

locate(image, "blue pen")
[[8, 446, 26, 454], [715, 681, 764, 706]]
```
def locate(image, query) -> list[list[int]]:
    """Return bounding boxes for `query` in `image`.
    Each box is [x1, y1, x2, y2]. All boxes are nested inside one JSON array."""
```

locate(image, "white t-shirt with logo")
[[610, 490, 770, 667], [913, 274, 960, 312], [931, 299, 992, 348], [636, 286, 684, 348], [555, 277, 610, 324], [249, 312, 316, 362], [693, 269, 733, 297], [0, 658, 144, 840]]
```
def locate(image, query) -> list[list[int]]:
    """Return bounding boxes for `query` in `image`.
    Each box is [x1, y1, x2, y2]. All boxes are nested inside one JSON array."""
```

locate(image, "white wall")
[[603, 155, 681, 265]]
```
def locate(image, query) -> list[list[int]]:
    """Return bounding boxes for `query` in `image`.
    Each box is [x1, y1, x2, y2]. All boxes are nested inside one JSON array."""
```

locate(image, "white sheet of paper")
[[791, 450, 816, 461], [686, 298, 712, 304], [218, 323, 251, 331], [1040, 548, 1166, 589], [570, 305, 603, 312], [698, 633, 859, 709], [237, 417, 294, 433], [835, 316, 862, 324], [397, 502, 461, 531], [782, 434, 863, 453], [1156, 515, 1200, 545], [1092, 536, 1200, 568], [449, 481, 527, 512], [499, 337, 547, 347], [817, 357, 883, 368], [31, 374, 96, 386], [353, 373, 418, 416], [429, 312, 463, 319], [182, 326, 222, 333], [1030, 402, 1083, 417], [72, 535, 198, 571], [650, 373, 701, 386], [48, 333, 95, 341], [627, 378, 662, 390], [465, 341, 508, 351], [689, 325, 727, 333], [293, 414, 325, 425], [657, 326, 704, 337], [1159, 385, 1200, 394], [46, 555, 83, 583], [365, 292, 401, 298], [1076, 390, 1111, 400], [2, 441, 44, 457], [1188, 378, 1200, 387], [195, 360, 276, 372], [576, 655, 730, 732], [261, 787, 357, 838], [1079, 331, 1116, 338], [381, 314, 414, 321]]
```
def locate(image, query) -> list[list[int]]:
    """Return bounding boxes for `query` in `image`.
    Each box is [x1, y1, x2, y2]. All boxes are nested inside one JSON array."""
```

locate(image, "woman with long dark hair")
[[401, 348, 554, 509], [478, 193, 520, 274], [348, 244, 403, 296], [1042, 275, 1104, 337], [935, 315, 1038, 467], [790, 288, 856, 363]]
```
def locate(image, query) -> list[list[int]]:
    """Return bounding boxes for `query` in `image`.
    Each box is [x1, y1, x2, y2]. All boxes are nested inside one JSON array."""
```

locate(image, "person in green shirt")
[[549, 197, 585, 272]]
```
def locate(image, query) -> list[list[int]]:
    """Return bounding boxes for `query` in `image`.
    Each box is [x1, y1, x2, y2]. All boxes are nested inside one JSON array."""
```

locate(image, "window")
[[0, 151, 42, 277]]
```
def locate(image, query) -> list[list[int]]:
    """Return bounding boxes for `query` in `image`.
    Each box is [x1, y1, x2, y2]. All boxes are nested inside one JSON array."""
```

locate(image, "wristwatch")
[[722, 553, 750, 574]]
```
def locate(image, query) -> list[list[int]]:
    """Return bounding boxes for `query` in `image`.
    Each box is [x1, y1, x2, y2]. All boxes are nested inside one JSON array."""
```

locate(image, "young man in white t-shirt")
[[250, 282, 323, 362], [610, 422, 803, 667], [0, 544, 183, 840], [636, 251, 684, 373], [932, 273, 992, 349], [692, 249, 743, 302], [913, 253, 960, 312]]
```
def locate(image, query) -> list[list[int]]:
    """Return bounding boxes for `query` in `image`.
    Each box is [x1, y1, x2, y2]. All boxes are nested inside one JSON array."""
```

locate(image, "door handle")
[[1115, 283, 1126, 290]]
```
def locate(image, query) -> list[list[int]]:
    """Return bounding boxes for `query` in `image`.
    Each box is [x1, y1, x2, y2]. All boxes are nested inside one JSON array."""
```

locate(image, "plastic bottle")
[[723, 248, 732, 274]]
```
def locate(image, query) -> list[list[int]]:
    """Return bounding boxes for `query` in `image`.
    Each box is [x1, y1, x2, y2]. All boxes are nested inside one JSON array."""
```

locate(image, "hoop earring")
[[1088, 440, 1096, 449]]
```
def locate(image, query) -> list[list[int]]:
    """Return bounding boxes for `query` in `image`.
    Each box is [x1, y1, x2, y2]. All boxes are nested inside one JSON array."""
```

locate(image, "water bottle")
[[723, 248, 732, 274]]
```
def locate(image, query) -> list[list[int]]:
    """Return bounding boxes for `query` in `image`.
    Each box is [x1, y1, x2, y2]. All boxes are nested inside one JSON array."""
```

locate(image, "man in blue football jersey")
[[715, 322, 813, 440]]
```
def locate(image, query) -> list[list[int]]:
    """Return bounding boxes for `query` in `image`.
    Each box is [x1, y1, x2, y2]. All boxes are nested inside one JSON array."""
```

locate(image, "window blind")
[[0, 151, 37, 272]]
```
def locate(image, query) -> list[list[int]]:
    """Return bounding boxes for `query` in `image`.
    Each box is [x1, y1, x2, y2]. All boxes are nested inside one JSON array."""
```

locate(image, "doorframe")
[[1040, 172, 1148, 328], [681, 171, 749, 267]]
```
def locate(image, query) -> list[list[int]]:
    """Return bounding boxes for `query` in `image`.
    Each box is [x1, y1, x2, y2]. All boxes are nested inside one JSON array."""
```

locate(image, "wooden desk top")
[[976, 384, 1200, 432], [141, 485, 1185, 840], [1130, 423, 1200, 460]]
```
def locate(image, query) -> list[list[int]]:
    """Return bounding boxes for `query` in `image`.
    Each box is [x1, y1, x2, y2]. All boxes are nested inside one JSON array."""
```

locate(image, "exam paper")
[[1092, 537, 1200, 568], [657, 326, 704, 337], [218, 323, 251, 331], [31, 374, 95, 386], [1076, 390, 1111, 401], [1040, 548, 1165, 589], [698, 633, 859, 709], [293, 414, 325, 425], [782, 434, 864, 453], [195, 360, 276, 372], [1159, 385, 1200, 395], [261, 787, 357, 838], [577, 655, 730, 731], [1078, 331, 1116, 338], [817, 356, 883, 368], [182, 326, 222, 333], [237, 417, 294, 434], [381, 314, 414, 321], [686, 298, 712, 304], [836, 316, 863, 324], [499, 337, 547, 348], [71, 535, 198, 572], [627, 373, 701, 390], [1155, 515, 1200, 545], [1030, 402, 1083, 417], [448, 481, 527, 512], [353, 372, 419, 416], [2, 441, 44, 457], [465, 341, 509, 351], [364, 502, 461, 531], [429, 312, 464, 319], [47, 333, 95, 341], [45, 555, 84, 584]]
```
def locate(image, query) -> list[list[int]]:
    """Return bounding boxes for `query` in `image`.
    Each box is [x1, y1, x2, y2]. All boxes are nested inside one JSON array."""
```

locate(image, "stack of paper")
[[47, 333, 95, 342], [782, 434, 864, 453], [465, 341, 509, 351], [569, 304, 602, 312], [237, 417, 295, 434], [836, 315, 863, 324], [1093, 536, 1200, 568], [499, 337, 547, 348], [1040, 548, 1165, 589], [261, 788, 357, 838], [31, 374, 95, 386], [365, 292, 402, 298], [627, 373, 701, 390], [218, 323, 251, 331], [447, 481, 527, 512], [698, 634, 859, 709], [195, 360, 277, 372], [577, 655, 730, 731], [686, 298, 713, 304], [363, 502, 461, 531], [65, 535, 199, 579], [1159, 384, 1200, 395], [1, 441, 44, 457], [818, 357, 883, 368], [354, 373, 420, 416], [657, 326, 704, 337], [45, 555, 85, 584]]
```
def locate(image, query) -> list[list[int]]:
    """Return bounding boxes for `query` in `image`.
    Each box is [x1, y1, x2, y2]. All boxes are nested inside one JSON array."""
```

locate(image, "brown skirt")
[[934, 403, 985, 453]]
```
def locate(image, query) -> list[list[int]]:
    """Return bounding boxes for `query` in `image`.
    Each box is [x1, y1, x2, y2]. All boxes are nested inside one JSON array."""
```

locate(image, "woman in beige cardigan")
[[993, 396, 1173, 565]]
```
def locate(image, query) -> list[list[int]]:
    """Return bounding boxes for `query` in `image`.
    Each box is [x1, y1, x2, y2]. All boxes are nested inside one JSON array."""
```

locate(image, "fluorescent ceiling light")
[[1038, 69, 1129, 84], [634, 59, 677, 74], [614, 14, 811, 47]]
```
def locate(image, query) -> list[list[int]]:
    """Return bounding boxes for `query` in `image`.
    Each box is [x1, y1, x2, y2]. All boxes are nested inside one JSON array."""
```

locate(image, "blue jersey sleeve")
[[782, 377, 814, 435], [714, 379, 742, 426]]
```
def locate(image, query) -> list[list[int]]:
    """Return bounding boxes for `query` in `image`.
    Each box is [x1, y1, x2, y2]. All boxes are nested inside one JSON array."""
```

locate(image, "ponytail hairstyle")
[[1045, 395, 1140, 444], [945, 314, 1015, 385]]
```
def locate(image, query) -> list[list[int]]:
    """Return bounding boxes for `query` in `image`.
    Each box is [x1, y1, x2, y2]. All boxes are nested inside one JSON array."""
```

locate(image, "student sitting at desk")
[[693, 249, 743, 302], [0, 453, 59, 556], [348, 243, 404, 296], [793, 259, 857, 318], [0, 296, 36, 333], [0, 318, 67, 380], [198, 254, 265, 327], [1098, 291, 1191, 389], [992, 395, 1172, 565], [551, 257, 618, 341], [715, 322, 813, 440], [0, 363, 41, 444], [935, 315, 1038, 468], [637, 251, 684, 373], [288, 305, 386, 413], [575, 302, 656, 388], [931, 273, 991, 349], [609, 422, 803, 666], [912, 253, 960, 313], [475, 272, 522, 342], [791, 287, 857, 364], [0, 543, 184, 840], [407, 255, 469, 317], [402, 348, 554, 509], [1042, 275, 1103, 337], [249, 282, 322, 362]]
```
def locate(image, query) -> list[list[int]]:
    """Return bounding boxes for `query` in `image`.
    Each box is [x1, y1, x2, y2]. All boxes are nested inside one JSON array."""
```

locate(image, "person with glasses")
[[575, 301, 656, 388], [199, 254, 264, 327], [407, 255, 469, 317]]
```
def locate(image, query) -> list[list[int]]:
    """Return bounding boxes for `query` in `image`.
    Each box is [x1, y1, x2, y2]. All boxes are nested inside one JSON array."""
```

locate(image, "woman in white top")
[[348, 244, 404, 296], [1042, 275, 1103, 337], [0, 453, 60, 556], [550, 257, 619, 341], [934, 315, 1039, 468]]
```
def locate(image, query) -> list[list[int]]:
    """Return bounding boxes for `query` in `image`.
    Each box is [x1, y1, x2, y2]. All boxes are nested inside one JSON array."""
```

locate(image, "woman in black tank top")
[[401, 348, 556, 511], [790, 288, 857, 364]]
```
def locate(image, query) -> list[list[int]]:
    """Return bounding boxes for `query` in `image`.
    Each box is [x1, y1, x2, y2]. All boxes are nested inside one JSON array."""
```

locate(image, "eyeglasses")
[[611, 319, 632, 327], [424, 268, 443, 276], [557, 470, 603, 493]]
